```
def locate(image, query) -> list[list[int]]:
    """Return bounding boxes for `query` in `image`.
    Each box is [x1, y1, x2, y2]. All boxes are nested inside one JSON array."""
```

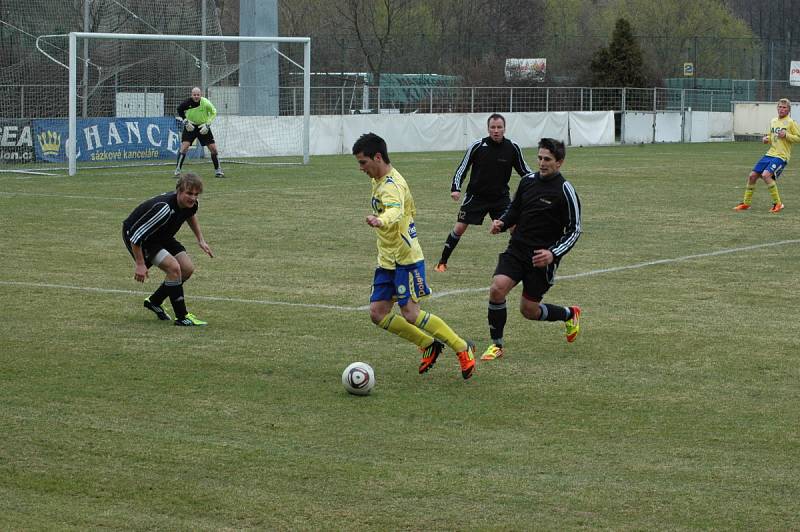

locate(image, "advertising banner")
[[32, 117, 201, 163], [0, 119, 36, 164], [791, 61, 800, 87], [504, 58, 546, 83]]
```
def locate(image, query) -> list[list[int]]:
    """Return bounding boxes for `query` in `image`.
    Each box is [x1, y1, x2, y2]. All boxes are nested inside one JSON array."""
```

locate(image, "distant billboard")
[[504, 58, 546, 83], [791, 61, 800, 87]]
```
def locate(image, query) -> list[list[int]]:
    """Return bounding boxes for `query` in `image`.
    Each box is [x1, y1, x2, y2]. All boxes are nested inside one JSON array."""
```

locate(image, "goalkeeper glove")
[[199, 124, 209, 135], [185, 121, 195, 132]]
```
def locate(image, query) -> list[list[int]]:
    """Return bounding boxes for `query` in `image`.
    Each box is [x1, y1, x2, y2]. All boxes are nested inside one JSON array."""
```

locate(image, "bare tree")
[[335, 0, 411, 84]]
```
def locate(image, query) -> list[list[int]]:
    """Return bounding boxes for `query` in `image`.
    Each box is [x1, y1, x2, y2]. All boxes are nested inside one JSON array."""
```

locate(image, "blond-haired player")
[[734, 98, 800, 213]]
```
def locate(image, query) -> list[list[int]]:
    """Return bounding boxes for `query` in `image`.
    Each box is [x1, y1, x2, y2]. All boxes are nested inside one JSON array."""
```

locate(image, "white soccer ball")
[[341, 362, 375, 396]]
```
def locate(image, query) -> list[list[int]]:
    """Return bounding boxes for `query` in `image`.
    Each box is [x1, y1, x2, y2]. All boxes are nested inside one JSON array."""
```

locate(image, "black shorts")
[[181, 126, 215, 147], [457, 193, 510, 225], [122, 227, 186, 268], [493, 244, 557, 301]]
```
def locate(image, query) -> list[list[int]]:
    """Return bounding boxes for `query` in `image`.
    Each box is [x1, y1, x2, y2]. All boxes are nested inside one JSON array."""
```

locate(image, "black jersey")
[[499, 171, 581, 260], [451, 136, 532, 199], [123, 191, 198, 245]]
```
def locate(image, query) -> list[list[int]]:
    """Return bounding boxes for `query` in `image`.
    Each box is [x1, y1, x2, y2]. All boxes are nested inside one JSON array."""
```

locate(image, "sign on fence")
[[31, 117, 201, 163], [0, 119, 35, 164], [791, 61, 800, 87]]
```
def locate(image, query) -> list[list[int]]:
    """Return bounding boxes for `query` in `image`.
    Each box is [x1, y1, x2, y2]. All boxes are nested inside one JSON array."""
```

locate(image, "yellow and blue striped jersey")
[[765, 116, 800, 162], [370, 167, 425, 269]]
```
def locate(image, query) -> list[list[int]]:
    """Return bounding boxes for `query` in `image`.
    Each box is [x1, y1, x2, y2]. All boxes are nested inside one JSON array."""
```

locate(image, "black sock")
[[149, 282, 169, 306], [211, 153, 220, 170], [439, 231, 461, 264], [165, 279, 187, 319], [488, 300, 507, 344], [537, 303, 569, 322]]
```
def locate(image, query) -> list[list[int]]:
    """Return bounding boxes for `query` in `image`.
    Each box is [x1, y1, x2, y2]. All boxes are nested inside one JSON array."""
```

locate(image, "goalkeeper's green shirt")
[[178, 97, 217, 125], [370, 167, 425, 269], [765, 115, 800, 162]]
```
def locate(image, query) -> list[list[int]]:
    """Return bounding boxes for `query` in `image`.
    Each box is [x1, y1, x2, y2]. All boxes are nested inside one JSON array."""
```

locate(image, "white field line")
[[428, 238, 800, 301], [2, 239, 797, 313]]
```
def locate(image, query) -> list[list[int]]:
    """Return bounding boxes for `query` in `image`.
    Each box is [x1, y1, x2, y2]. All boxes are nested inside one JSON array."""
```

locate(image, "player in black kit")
[[434, 113, 531, 272], [122, 173, 214, 326], [480, 138, 582, 361]]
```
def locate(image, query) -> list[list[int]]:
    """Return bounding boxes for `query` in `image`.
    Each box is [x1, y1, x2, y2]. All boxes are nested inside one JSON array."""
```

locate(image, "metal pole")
[[69, 33, 77, 176], [680, 89, 685, 143], [769, 39, 774, 101], [303, 39, 310, 164], [620, 88, 626, 144], [201, 0, 208, 93], [82, 0, 90, 118]]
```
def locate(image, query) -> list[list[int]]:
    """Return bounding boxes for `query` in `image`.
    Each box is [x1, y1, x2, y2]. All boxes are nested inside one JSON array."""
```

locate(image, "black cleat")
[[143, 298, 171, 321]]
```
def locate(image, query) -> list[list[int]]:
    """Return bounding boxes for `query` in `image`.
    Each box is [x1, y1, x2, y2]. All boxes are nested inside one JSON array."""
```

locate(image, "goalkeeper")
[[174, 87, 224, 178]]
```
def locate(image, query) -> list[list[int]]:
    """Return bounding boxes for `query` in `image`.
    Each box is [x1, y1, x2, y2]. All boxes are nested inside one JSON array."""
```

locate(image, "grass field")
[[1, 142, 799, 530]]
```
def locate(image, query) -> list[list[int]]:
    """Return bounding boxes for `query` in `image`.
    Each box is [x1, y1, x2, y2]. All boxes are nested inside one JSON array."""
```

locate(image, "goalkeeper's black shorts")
[[181, 126, 215, 146]]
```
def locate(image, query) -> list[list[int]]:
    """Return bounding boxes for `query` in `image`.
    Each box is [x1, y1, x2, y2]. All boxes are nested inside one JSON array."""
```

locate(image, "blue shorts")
[[753, 156, 786, 178], [370, 261, 431, 307]]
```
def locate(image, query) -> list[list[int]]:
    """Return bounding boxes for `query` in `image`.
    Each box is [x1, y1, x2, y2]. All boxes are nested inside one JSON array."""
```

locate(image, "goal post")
[[67, 32, 310, 176]]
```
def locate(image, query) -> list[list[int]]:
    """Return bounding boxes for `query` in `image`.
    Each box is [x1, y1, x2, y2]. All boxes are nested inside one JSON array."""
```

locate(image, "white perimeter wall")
[[622, 111, 734, 144], [216, 111, 612, 158], [733, 102, 800, 136], [216, 106, 799, 158]]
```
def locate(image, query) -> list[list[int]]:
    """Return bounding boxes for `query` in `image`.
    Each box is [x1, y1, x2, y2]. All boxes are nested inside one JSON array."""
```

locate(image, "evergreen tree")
[[590, 17, 651, 87]]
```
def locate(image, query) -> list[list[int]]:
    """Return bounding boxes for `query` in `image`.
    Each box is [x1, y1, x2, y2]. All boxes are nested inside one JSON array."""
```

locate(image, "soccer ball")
[[341, 362, 375, 396]]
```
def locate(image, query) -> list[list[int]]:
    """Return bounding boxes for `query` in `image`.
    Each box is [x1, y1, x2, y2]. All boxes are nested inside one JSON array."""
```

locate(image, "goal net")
[[1, 20, 309, 175]]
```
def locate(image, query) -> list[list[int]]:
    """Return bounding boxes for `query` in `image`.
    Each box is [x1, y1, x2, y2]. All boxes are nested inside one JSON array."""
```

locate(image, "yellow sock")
[[414, 310, 468, 352], [378, 313, 433, 348], [768, 183, 781, 205], [743, 184, 755, 205]]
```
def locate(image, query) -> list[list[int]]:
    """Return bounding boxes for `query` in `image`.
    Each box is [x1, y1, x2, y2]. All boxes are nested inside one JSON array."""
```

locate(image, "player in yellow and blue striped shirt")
[[734, 98, 800, 213], [352, 133, 476, 379]]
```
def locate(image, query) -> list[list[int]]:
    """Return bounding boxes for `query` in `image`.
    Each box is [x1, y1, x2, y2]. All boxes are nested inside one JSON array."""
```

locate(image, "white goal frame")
[[68, 32, 311, 176]]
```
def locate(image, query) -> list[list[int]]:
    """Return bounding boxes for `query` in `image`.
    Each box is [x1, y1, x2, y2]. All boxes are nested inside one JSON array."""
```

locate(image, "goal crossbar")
[[67, 32, 311, 175]]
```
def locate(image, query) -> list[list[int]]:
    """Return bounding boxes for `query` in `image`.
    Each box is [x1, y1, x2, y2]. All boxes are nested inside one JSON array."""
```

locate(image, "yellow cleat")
[[565, 306, 581, 343], [480, 344, 505, 361], [175, 313, 207, 326]]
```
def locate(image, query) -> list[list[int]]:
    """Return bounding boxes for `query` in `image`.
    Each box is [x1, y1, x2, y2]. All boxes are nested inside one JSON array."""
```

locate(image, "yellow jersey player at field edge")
[[734, 98, 800, 213], [352, 132, 476, 379]]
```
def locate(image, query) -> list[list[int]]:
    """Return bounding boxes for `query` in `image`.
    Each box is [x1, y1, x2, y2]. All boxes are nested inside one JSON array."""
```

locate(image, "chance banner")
[[32, 117, 202, 163]]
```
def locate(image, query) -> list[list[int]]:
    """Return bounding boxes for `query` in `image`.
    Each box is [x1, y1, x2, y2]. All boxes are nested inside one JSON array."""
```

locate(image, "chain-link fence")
[[3, 81, 800, 119]]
